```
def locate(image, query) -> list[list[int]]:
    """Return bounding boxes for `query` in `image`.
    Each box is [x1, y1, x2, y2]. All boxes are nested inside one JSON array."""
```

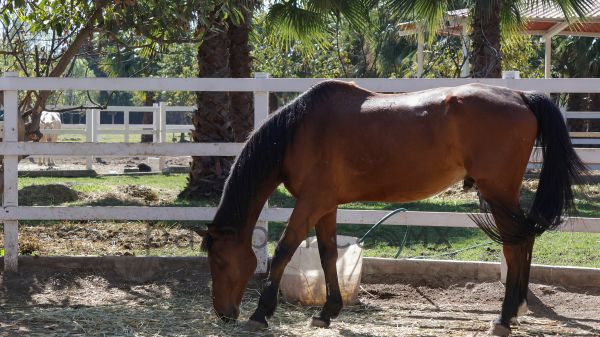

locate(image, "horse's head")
[[198, 226, 257, 322]]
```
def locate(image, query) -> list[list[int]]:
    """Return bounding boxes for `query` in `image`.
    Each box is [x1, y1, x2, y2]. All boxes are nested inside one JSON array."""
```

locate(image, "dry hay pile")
[[19, 184, 81, 206], [1, 269, 599, 337], [4, 222, 199, 256], [123, 185, 160, 202]]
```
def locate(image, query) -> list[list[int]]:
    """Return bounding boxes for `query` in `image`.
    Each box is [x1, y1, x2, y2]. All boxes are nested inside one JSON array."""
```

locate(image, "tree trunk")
[[470, 1, 502, 78], [25, 0, 109, 139], [141, 91, 154, 143], [179, 18, 233, 199], [228, 7, 253, 141]]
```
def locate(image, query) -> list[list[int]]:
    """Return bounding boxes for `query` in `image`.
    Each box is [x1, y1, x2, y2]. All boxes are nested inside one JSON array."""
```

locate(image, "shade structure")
[[397, 2, 600, 78]]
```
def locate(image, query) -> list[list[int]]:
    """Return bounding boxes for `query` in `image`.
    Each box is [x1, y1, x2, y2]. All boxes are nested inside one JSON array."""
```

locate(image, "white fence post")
[[124, 109, 130, 143], [3, 71, 20, 272], [86, 108, 94, 170], [159, 102, 167, 172], [153, 103, 160, 143], [94, 108, 101, 142], [253, 72, 270, 273], [500, 252, 507, 284]]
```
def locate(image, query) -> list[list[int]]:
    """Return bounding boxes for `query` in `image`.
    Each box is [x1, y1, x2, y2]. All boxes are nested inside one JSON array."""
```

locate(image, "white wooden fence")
[[6, 104, 600, 171], [15, 103, 194, 171], [3, 73, 600, 273]]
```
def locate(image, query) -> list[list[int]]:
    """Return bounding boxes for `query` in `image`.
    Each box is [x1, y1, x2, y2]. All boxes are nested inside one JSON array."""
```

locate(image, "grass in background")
[[9, 174, 600, 268]]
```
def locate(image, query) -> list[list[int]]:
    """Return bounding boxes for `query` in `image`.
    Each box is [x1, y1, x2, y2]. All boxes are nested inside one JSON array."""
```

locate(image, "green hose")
[[358, 207, 492, 260], [357, 208, 409, 258]]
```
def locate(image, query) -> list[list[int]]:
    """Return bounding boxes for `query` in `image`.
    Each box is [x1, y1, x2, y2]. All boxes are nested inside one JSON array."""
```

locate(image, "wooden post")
[[159, 102, 167, 172], [501, 252, 507, 284], [461, 23, 470, 78], [3, 71, 19, 272], [94, 108, 101, 142], [253, 72, 270, 273], [86, 108, 94, 170], [545, 36, 552, 79], [152, 103, 160, 143], [124, 109, 130, 143], [417, 30, 424, 78]]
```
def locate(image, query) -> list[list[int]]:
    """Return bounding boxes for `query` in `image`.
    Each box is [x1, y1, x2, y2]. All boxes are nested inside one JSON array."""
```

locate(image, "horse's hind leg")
[[476, 182, 534, 337], [515, 236, 534, 317], [247, 197, 334, 329], [493, 237, 534, 336], [311, 209, 343, 328]]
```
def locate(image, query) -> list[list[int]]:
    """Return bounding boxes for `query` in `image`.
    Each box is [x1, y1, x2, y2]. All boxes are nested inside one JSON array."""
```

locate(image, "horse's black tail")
[[471, 92, 587, 245], [522, 92, 587, 233]]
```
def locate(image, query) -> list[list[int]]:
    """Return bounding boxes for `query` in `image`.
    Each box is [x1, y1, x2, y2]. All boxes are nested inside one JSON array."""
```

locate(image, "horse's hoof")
[[310, 316, 331, 328], [488, 321, 511, 336], [243, 319, 268, 331]]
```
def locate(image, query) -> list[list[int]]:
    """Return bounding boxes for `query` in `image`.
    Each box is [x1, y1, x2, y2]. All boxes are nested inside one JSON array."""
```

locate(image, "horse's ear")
[[194, 224, 213, 237], [195, 228, 208, 237]]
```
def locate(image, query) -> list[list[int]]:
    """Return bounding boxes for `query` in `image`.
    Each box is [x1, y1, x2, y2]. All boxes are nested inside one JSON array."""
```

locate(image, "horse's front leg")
[[311, 209, 343, 328], [247, 198, 332, 329]]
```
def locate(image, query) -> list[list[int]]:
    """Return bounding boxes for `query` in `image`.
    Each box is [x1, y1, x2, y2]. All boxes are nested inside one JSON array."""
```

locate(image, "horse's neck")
[[215, 176, 279, 242]]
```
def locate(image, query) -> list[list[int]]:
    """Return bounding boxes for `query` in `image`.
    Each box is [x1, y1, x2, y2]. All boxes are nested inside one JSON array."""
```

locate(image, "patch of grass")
[[10, 175, 600, 268]]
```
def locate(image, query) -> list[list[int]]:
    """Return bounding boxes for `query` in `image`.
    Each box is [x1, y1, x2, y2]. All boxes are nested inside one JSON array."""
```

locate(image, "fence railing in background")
[[32, 103, 195, 171], [565, 111, 600, 145], [3, 74, 600, 274]]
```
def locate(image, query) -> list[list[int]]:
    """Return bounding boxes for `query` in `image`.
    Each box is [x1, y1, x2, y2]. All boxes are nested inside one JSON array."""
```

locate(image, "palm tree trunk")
[[180, 18, 233, 198], [228, 6, 253, 142], [470, 1, 502, 78]]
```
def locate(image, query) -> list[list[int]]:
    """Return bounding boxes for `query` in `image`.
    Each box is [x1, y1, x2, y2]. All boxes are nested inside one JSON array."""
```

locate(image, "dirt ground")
[[6, 158, 600, 336], [1, 269, 599, 337]]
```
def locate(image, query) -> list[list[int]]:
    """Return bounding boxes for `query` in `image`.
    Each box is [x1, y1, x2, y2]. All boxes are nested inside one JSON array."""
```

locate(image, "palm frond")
[[265, 2, 332, 50], [523, 0, 596, 21], [386, 0, 449, 43]]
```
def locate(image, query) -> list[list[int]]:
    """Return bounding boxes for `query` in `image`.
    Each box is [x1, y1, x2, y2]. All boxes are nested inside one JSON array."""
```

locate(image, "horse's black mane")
[[201, 80, 357, 251]]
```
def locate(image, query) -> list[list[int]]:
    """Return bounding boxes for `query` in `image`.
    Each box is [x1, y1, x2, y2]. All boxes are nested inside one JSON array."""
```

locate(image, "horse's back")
[[282, 83, 537, 203]]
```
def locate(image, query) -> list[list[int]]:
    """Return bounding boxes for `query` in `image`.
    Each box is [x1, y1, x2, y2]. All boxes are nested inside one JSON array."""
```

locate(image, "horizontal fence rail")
[[3, 77, 600, 93], [3, 75, 600, 273], [1, 207, 598, 233]]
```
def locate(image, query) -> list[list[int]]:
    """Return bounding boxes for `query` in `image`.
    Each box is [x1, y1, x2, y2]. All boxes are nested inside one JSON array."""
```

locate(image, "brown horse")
[[197, 81, 585, 336]]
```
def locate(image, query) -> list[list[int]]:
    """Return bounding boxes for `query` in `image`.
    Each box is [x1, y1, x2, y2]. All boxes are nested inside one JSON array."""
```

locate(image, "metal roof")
[[398, 2, 600, 37]]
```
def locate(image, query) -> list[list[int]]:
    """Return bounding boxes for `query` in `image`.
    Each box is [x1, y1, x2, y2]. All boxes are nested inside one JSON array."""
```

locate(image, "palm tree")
[[265, 0, 592, 79], [229, 5, 255, 142], [180, 15, 234, 198], [180, 2, 256, 198]]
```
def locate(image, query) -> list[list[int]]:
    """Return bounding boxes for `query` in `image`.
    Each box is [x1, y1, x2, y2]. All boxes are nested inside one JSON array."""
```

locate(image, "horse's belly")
[[338, 162, 467, 204]]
